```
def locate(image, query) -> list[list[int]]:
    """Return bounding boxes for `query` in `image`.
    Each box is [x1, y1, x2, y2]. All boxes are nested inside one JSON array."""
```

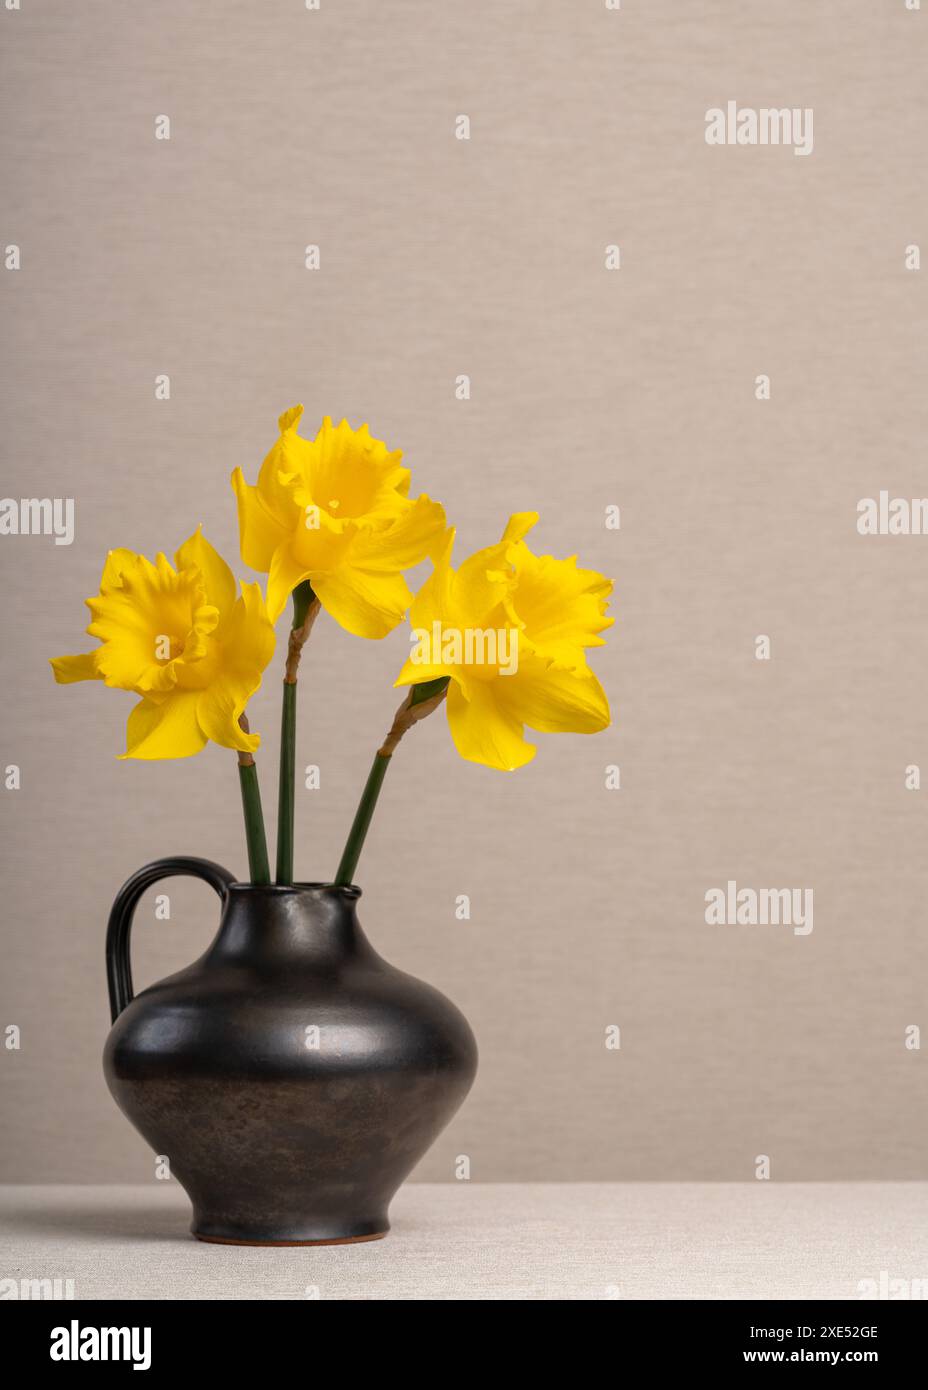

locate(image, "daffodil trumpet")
[[276, 580, 321, 885], [334, 678, 450, 888]]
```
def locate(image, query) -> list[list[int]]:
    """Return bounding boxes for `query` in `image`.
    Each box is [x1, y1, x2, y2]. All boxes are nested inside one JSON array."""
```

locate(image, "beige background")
[[1, 0, 926, 1184]]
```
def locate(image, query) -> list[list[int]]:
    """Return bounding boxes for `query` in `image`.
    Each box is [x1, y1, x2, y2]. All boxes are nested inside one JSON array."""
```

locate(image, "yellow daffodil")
[[232, 405, 446, 635], [50, 529, 275, 760], [394, 513, 613, 770]]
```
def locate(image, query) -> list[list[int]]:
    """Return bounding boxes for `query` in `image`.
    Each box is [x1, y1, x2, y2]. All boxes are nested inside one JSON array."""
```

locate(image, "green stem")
[[335, 752, 392, 887], [334, 678, 449, 888], [276, 682, 296, 884], [276, 580, 317, 886], [238, 760, 271, 885]]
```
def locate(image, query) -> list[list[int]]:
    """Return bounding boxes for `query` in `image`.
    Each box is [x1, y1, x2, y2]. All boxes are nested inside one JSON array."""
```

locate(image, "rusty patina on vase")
[[103, 860, 477, 1245]]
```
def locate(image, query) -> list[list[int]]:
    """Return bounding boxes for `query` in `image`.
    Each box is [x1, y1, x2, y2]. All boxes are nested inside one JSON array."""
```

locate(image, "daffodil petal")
[[445, 679, 536, 771], [451, 541, 515, 628], [121, 692, 207, 760], [266, 544, 312, 623], [496, 660, 611, 734], [407, 529, 455, 630], [279, 403, 304, 434], [196, 687, 259, 753], [174, 527, 236, 622], [394, 655, 454, 688], [49, 652, 99, 684], [312, 566, 413, 639], [221, 581, 276, 686], [260, 408, 314, 522], [349, 495, 447, 572], [232, 467, 290, 573], [100, 548, 140, 590], [194, 582, 274, 751], [501, 512, 539, 545]]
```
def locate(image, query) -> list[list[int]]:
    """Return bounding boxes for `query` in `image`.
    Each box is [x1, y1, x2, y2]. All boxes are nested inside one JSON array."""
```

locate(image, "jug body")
[[104, 864, 477, 1244]]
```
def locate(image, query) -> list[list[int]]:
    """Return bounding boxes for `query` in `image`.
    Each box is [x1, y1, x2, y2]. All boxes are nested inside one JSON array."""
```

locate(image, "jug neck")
[[211, 883, 370, 966]]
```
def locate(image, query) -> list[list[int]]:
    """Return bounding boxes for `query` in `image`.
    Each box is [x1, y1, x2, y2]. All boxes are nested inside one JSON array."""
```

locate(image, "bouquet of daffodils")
[[51, 407, 613, 885]]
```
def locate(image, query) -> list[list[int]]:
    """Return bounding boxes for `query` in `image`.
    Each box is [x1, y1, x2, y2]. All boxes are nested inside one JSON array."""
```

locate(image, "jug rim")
[[227, 881, 361, 899]]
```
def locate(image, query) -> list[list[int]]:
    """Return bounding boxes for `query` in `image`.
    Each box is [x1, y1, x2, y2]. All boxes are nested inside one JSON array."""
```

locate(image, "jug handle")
[[106, 857, 236, 1023]]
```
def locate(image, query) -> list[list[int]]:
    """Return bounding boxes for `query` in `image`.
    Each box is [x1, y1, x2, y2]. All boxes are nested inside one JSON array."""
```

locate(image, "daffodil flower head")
[[232, 405, 447, 635], [50, 529, 275, 759], [395, 513, 614, 770]]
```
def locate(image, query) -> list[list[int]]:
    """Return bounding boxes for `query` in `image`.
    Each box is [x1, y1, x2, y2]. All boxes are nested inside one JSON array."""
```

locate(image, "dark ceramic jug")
[[103, 858, 477, 1245]]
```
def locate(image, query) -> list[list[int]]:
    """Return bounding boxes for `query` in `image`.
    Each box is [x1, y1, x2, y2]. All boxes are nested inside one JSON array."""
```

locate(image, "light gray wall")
[[1, 0, 926, 1182]]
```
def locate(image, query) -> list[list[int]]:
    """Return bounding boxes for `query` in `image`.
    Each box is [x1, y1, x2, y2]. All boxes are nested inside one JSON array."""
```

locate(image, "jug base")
[[194, 1229, 388, 1247]]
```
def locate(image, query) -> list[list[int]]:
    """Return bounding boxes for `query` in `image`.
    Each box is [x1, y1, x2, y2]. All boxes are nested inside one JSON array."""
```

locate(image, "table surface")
[[0, 1183, 924, 1301]]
